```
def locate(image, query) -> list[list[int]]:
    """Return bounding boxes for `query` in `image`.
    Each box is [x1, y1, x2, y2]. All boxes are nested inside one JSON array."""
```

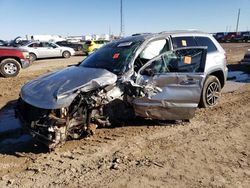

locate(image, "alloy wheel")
[[206, 82, 220, 106]]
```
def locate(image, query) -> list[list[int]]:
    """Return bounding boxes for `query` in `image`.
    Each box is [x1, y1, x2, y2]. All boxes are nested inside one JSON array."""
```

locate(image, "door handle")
[[180, 79, 197, 85]]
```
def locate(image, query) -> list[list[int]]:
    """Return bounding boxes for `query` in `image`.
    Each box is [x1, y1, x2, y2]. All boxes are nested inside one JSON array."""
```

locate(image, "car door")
[[132, 47, 207, 120], [27, 42, 42, 58], [48, 42, 62, 57], [42, 42, 62, 57], [36, 42, 53, 58]]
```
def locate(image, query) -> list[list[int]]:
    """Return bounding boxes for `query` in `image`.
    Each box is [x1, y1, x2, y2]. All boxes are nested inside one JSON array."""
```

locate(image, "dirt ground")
[[0, 43, 250, 188], [221, 43, 250, 64]]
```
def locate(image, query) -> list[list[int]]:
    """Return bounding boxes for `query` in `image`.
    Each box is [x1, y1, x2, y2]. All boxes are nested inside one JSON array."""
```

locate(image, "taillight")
[[224, 53, 227, 60]]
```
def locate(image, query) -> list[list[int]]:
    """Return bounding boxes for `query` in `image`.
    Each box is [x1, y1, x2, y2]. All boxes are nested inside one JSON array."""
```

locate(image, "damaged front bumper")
[[16, 99, 69, 148]]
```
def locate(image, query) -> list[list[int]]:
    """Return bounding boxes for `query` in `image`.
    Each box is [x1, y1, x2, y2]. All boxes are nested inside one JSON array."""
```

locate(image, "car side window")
[[134, 39, 169, 72], [195, 37, 217, 53], [172, 36, 197, 49], [28, 43, 40, 47], [140, 48, 205, 76], [168, 48, 205, 72], [41, 42, 49, 47], [49, 43, 57, 48], [140, 39, 169, 60]]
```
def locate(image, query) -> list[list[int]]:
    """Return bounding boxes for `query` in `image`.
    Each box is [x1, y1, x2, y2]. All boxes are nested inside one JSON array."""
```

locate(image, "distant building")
[[29, 35, 65, 42], [82, 34, 110, 41], [65, 36, 82, 43], [82, 35, 92, 41]]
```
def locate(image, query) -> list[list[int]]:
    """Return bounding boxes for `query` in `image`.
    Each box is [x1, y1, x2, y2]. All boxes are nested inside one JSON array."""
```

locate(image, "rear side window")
[[195, 37, 217, 53], [28, 43, 40, 47], [172, 37, 197, 48]]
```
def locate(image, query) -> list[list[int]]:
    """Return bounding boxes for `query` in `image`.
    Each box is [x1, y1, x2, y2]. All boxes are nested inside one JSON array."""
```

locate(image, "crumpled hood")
[[21, 66, 117, 109]]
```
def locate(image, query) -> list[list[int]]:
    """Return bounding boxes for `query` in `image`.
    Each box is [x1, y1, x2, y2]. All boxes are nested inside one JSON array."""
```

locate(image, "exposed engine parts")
[[17, 84, 135, 149]]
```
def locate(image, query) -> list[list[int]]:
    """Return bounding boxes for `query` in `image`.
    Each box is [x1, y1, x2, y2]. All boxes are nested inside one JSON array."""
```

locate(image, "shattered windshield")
[[81, 40, 142, 74]]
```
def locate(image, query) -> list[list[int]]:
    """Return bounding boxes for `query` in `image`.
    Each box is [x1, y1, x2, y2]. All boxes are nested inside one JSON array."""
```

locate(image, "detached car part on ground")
[[0, 47, 30, 77], [16, 32, 228, 148]]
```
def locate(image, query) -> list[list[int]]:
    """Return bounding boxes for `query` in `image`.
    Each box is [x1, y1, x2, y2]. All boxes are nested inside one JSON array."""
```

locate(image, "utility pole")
[[236, 8, 241, 32], [120, 0, 124, 37], [109, 25, 111, 37]]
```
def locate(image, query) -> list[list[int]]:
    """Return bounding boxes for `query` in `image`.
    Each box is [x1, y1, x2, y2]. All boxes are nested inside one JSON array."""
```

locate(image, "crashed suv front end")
[[17, 83, 126, 148]]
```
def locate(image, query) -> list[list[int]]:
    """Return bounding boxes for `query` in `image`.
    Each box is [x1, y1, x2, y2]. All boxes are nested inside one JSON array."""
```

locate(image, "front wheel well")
[[208, 70, 225, 88], [0, 57, 21, 66]]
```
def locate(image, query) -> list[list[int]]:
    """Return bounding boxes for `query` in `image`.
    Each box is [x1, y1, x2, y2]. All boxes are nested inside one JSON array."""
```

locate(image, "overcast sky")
[[0, 0, 249, 39]]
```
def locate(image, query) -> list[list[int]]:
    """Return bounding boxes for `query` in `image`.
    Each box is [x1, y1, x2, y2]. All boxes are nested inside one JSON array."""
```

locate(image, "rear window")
[[172, 37, 197, 48], [195, 37, 217, 53]]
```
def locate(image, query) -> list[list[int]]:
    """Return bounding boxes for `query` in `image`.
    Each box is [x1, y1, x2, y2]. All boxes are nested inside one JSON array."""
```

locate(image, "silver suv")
[[16, 31, 228, 148]]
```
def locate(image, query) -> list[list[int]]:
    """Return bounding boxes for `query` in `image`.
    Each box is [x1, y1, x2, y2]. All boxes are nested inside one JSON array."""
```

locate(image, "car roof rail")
[[159, 29, 204, 34], [131, 33, 152, 36]]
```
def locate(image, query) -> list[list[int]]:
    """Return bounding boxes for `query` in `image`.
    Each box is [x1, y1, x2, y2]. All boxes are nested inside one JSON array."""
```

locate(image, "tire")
[[29, 53, 37, 62], [62, 51, 71, 58], [199, 75, 221, 108], [0, 58, 21, 77], [77, 46, 83, 51]]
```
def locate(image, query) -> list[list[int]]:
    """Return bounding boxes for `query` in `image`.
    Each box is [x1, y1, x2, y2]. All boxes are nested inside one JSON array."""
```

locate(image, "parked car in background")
[[242, 32, 250, 42], [223, 32, 244, 42], [241, 49, 250, 64], [8, 36, 31, 47], [214, 32, 227, 42], [0, 47, 30, 77], [56, 41, 83, 51], [16, 31, 228, 148], [83, 40, 110, 55], [21, 41, 75, 61], [0, 40, 8, 47]]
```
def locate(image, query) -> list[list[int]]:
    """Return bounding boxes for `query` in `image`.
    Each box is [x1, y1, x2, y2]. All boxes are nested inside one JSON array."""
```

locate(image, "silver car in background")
[[21, 41, 75, 61]]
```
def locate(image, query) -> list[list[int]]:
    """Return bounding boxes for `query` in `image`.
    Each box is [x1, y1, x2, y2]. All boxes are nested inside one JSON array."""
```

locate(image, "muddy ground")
[[0, 43, 250, 188]]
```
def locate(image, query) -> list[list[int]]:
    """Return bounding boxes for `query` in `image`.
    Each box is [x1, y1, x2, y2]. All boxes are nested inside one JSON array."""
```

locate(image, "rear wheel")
[[199, 75, 221, 108], [29, 53, 37, 62], [0, 58, 20, 77], [62, 51, 71, 58]]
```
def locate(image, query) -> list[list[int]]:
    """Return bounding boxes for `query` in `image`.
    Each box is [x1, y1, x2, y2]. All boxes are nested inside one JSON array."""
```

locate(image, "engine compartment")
[[16, 84, 135, 148]]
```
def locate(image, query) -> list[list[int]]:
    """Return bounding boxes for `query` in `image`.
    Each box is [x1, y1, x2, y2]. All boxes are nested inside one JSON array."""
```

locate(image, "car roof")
[[117, 30, 209, 43], [25, 41, 56, 45]]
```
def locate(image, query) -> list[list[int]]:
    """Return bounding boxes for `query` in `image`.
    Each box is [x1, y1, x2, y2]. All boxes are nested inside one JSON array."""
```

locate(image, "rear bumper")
[[20, 59, 30, 69]]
